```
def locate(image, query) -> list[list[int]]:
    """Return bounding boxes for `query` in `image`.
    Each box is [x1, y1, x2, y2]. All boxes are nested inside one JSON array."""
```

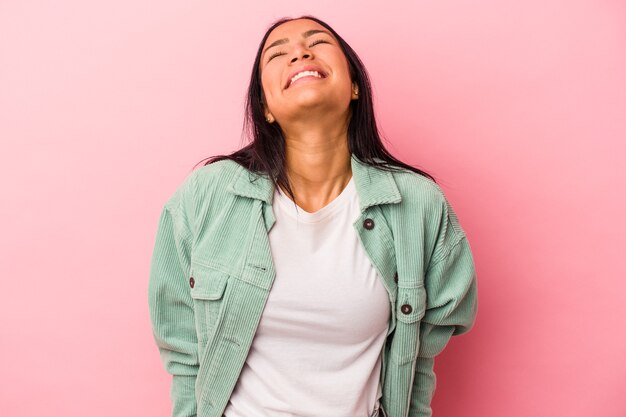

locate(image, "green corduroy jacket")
[[148, 154, 478, 417]]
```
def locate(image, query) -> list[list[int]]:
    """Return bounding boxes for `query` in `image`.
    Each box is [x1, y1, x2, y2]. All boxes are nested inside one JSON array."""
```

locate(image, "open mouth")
[[286, 69, 327, 88]]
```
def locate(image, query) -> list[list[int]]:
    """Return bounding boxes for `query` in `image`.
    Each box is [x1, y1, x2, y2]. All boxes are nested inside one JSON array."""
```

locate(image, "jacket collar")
[[227, 154, 402, 212]]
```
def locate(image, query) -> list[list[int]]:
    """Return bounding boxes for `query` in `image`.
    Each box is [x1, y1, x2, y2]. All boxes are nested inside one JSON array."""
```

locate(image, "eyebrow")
[[263, 29, 332, 56]]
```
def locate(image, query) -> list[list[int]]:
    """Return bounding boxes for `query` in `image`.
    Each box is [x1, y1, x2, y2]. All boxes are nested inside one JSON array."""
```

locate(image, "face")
[[259, 19, 358, 123]]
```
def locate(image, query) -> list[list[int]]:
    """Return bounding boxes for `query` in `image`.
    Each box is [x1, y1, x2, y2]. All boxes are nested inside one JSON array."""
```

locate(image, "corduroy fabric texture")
[[148, 154, 478, 417]]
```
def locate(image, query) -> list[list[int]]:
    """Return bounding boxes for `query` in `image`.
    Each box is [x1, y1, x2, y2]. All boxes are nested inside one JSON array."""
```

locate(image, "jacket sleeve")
[[410, 198, 478, 417], [148, 175, 199, 417]]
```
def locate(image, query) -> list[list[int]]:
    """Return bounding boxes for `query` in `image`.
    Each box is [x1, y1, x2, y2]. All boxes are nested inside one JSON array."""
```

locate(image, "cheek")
[[334, 67, 353, 96], [260, 72, 278, 102], [330, 56, 353, 87]]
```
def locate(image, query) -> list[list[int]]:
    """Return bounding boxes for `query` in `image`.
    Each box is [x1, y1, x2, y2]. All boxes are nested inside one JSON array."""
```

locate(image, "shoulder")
[[192, 157, 243, 181], [164, 158, 244, 213], [175, 158, 245, 196], [389, 166, 448, 212], [187, 158, 244, 192], [389, 167, 468, 257]]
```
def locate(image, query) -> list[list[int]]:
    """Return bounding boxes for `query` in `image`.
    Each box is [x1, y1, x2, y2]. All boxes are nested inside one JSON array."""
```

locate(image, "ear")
[[351, 82, 359, 100], [261, 92, 275, 123]]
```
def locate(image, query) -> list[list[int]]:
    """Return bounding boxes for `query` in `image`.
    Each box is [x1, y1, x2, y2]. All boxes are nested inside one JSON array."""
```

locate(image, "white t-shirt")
[[223, 176, 391, 417]]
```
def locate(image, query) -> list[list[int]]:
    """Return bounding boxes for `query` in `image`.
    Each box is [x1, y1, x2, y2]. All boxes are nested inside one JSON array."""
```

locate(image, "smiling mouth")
[[287, 70, 326, 88]]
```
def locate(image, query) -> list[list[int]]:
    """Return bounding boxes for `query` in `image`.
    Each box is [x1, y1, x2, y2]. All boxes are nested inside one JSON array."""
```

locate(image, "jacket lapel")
[[226, 153, 402, 211]]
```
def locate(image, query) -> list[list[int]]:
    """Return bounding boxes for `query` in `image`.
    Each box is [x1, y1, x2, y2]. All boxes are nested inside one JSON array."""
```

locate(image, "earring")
[[266, 115, 274, 123]]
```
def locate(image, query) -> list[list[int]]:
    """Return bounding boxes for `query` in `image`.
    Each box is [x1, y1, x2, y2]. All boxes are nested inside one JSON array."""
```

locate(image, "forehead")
[[263, 19, 331, 46]]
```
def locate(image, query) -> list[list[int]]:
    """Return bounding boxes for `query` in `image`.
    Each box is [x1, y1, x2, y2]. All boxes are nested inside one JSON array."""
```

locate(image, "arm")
[[410, 200, 478, 417], [148, 177, 199, 417]]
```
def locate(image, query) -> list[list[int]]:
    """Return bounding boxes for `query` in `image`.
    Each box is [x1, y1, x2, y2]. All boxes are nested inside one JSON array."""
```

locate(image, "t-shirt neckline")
[[273, 176, 355, 224]]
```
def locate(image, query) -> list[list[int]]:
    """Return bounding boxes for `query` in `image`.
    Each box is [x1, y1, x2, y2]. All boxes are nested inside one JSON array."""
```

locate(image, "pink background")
[[1, 1, 625, 416]]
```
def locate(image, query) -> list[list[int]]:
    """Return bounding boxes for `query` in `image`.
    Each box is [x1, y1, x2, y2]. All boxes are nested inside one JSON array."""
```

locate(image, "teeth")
[[290, 70, 322, 86]]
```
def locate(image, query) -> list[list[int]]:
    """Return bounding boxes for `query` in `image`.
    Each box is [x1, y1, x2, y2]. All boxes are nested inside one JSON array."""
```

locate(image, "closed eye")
[[267, 51, 286, 62], [309, 39, 330, 47], [266, 39, 331, 62]]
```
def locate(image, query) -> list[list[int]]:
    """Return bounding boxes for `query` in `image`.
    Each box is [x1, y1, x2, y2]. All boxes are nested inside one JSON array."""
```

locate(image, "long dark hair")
[[200, 15, 435, 203]]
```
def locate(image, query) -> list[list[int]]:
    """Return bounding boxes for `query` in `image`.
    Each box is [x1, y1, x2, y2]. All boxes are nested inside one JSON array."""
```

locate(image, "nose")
[[290, 52, 310, 63], [290, 43, 312, 63]]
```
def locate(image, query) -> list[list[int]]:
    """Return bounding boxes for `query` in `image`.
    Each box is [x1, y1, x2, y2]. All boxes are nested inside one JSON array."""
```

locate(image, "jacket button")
[[400, 304, 413, 314], [394, 272, 398, 283], [189, 277, 195, 288], [363, 218, 375, 230]]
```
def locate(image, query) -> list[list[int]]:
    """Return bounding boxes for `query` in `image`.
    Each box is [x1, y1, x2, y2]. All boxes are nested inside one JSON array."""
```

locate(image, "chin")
[[293, 89, 347, 110]]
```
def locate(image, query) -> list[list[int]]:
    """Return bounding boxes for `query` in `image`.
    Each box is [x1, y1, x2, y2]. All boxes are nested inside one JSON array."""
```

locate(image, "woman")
[[149, 15, 478, 417]]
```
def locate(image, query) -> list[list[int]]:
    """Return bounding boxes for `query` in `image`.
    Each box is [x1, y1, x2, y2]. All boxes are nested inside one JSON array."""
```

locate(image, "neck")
[[277, 114, 353, 211]]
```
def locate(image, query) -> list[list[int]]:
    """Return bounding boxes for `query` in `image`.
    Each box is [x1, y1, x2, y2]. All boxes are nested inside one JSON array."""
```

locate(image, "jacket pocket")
[[189, 262, 230, 347], [392, 285, 427, 364]]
